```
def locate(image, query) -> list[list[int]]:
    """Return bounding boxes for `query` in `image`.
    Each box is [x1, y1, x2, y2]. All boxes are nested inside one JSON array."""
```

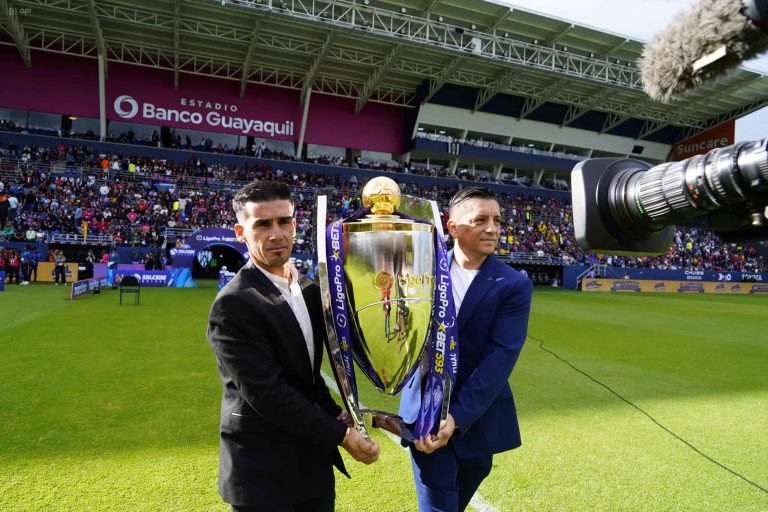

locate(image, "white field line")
[[321, 371, 499, 512]]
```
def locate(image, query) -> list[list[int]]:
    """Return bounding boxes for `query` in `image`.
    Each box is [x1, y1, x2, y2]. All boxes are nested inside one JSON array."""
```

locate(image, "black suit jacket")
[[207, 261, 348, 506]]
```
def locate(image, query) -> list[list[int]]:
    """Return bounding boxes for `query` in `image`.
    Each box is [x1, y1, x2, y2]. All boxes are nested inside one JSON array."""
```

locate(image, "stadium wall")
[[417, 104, 672, 161], [413, 138, 579, 171], [563, 265, 768, 289], [1, 48, 405, 154]]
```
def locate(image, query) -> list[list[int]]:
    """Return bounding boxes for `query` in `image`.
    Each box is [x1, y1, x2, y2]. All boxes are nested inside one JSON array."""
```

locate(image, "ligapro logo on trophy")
[[112, 94, 295, 136]]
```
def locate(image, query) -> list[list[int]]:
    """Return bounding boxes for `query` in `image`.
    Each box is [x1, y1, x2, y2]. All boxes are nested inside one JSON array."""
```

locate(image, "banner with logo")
[[110, 92, 297, 140], [71, 277, 109, 300], [581, 278, 768, 294], [1, 49, 405, 153], [170, 228, 246, 269], [114, 270, 171, 287], [671, 121, 735, 160], [38, 262, 79, 283]]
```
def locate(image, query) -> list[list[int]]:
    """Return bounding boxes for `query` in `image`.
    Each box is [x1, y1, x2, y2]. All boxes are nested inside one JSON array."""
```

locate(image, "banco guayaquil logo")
[[114, 95, 139, 119]]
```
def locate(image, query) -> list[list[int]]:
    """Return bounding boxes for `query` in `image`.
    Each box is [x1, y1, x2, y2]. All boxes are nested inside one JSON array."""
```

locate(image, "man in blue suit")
[[401, 187, 533, 512]]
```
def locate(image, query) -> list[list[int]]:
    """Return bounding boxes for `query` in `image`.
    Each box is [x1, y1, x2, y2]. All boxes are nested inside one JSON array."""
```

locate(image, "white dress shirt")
[[450, 262, 480, 315], [256, 263, 315, 369]]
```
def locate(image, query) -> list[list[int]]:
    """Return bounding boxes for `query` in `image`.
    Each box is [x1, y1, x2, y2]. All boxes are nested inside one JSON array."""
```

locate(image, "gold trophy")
[[317, 177, 449, 438]]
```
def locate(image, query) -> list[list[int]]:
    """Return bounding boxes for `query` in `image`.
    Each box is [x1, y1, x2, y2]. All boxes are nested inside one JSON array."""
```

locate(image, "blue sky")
[[500, 0, 768, 142]]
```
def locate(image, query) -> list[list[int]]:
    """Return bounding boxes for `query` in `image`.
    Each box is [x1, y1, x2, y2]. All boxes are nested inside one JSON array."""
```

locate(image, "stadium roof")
[[2, 0, 768, 143]]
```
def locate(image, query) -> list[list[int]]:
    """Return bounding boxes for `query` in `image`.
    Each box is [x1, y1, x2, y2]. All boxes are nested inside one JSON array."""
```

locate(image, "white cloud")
[[495, 0, 767, 142]]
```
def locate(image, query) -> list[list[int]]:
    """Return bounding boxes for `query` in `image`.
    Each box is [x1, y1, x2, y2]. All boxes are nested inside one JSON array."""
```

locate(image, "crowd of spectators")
[[0, 119, 573, 191], [0, 138, 765, 273]]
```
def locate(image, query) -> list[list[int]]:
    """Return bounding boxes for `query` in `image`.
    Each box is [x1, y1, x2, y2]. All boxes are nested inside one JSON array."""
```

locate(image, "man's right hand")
[[341, 427, 380, 464]]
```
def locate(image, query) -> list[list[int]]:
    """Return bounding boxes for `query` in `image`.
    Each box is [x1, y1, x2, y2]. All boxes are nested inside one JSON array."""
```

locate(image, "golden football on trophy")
[[362, 176, 402, 216]]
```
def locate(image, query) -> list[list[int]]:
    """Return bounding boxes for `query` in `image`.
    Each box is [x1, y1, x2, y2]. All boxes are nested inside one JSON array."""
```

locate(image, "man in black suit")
[[207, 181, 379, 512]]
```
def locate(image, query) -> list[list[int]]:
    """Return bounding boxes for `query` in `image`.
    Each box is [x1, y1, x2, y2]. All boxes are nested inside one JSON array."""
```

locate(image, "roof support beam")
[[602, 38, 629, 58], [86, 0, 107, 76], [301, 30, 336, 106], [356, 44, 402, 114], [601, 98, 652, 133], [240, 15, 263, 98], [672, 75, 764, 121], [561, 87, 611, 126], [680, 96, 768, 140], [422, 56, 463, 104], [473, 68, 518, 112], [549, 24, 574, 45], [448, 158, 459, 175], [0, 0, 31, 67], [489, 9, 511, 32], [422, 0, 441, 16], [601, 112, 630, 133], [638, 120, 667, 139], [519, 80, 559, 119], [173, 0, 180, 89], [492, 163, 503, 180]]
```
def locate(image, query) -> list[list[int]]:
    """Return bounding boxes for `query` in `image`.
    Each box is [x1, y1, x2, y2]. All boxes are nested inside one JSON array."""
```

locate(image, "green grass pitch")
[[1, 282, 766, 511]]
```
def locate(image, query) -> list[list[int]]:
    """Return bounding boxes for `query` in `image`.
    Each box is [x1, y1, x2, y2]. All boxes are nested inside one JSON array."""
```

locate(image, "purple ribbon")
[[325, 211, 367, 407], [412, 229, 458, 439]]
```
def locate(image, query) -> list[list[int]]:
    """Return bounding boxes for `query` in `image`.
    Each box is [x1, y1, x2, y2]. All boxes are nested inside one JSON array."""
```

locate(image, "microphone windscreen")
[[639, 0, 768, 102]]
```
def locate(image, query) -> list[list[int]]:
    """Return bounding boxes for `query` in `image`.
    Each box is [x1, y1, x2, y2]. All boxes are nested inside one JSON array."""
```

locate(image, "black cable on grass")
[[529, 334, 768, 496]]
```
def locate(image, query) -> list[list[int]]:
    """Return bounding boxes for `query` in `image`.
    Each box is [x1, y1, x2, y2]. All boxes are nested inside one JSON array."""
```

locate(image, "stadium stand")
[[1, 0, 767, 287], [0, 135, 763, 279]]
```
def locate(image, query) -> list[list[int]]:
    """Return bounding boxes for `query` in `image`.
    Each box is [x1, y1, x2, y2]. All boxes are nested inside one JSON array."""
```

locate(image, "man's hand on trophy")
[[342, 427, 381, 464], [414, 413, 456, 454]]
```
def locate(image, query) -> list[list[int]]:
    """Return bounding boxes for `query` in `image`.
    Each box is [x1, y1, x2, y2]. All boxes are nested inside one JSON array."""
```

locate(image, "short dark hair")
[[232, 181, 292, 216], [449, 187, 496, 214]]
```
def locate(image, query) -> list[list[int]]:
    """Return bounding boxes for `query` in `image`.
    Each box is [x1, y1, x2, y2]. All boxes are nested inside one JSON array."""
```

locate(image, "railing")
[[50, 233, 114, 245], [573, 264, 624, 290], [503, 252, 563, 265], [163, 228, 196, 243]]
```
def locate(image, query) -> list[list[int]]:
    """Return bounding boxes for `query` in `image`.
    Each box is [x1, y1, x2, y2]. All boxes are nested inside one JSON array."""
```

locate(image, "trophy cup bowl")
[[343, 218, 434, 395]]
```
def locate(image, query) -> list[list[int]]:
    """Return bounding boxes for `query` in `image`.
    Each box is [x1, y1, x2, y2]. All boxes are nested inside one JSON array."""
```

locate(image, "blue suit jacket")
[[400, 252, 533, 460]]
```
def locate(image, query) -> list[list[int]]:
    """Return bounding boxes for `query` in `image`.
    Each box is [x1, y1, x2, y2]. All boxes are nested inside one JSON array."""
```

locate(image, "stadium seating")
[[0, 132, 764, 274]]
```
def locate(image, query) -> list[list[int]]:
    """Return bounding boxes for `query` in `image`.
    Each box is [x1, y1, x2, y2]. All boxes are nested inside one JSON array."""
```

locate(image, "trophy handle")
[[316, 195, 369, 438]]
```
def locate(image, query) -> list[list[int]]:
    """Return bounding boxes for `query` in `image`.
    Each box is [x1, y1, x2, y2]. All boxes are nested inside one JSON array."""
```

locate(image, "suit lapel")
[[455, 254, 499, 330], [300, 276, 326, 372], [242, 262, 313, 369]]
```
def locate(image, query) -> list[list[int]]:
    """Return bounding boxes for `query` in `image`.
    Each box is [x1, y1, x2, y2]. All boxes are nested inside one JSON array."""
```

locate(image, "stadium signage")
[[115, 270, 170, 287], [194, 234, 239, 243], [170, 248, 196, 257], [112, 94, 295, 137], [684, 270, 704, 280], [671, 120, 735, 161]]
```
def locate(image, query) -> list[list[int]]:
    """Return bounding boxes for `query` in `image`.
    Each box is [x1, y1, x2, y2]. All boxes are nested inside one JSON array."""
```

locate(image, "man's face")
[[447, 198, 501, 259], [234, 199, 295, 275]]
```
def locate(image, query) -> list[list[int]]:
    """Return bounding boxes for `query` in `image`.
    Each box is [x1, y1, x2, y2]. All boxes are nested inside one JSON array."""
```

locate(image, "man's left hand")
[[414, 413, 456, 454]]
